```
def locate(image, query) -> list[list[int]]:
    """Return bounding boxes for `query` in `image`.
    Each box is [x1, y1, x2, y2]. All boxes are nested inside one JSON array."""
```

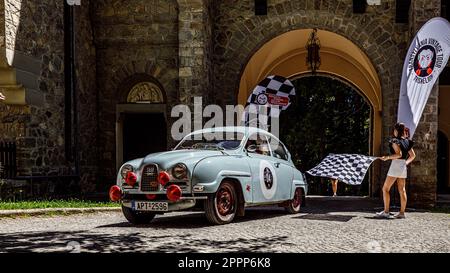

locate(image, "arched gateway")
[[237, 29, 382, 196]]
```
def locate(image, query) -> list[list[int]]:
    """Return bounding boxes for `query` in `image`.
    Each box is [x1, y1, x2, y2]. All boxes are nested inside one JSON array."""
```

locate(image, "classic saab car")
[[109, 126, 308, 225]]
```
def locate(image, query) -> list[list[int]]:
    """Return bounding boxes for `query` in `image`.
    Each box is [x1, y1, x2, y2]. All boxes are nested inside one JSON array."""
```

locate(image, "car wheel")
[[286, 187, 303, 214], [205, 181, 238, 225], [122, 205, 156, 225]]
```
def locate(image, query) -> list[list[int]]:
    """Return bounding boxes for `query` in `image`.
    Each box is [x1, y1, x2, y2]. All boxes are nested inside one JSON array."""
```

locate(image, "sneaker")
[[375, 211, 393, 219], [394, 213, 406, 219]]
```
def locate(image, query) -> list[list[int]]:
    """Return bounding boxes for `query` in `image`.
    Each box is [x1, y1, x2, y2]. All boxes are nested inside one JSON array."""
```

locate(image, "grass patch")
[[0, 199, 120, 210]]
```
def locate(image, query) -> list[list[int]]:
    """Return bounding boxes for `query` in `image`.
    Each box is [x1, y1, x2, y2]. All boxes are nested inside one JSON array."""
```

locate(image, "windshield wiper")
[[192, 143, 220, 150], [210, 145, 231, 155], [190, 143, 230, 154]]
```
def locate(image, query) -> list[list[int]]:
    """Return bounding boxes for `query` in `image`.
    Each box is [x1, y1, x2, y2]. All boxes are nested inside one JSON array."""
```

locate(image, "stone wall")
[[178, 0, 214, 105], [406, 0, 441, 207], [92, 0, 179, 189], [75, 0, 98, 193]]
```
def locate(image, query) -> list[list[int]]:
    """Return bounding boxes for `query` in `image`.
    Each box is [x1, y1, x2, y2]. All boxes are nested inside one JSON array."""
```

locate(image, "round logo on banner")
[[413, 45, 436, 78], [256, 93, 268, 105], [259, 160, 277, 199], [408, 38, 445, 85]]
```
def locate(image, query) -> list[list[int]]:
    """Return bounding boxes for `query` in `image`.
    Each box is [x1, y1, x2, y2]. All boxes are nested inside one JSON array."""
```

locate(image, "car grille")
[[141, 164, 159, 191]]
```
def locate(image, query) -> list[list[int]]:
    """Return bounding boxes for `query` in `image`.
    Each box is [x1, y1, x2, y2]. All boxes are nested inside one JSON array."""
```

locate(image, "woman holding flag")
[[376, 123, 416, 219]]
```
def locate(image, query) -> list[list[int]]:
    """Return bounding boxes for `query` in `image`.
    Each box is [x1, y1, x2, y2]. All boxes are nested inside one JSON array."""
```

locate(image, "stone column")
[[177, 0, 213, 106], [407, 0, 441, 207]]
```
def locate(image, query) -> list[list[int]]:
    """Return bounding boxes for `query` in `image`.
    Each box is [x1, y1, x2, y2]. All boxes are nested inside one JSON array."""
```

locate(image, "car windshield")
[[176, 132, 244, 150]]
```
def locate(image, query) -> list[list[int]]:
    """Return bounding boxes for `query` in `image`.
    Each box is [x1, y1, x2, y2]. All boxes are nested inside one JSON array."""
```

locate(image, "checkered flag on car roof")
[[306, 154, 378, 185], [241, 75, 295, 126]]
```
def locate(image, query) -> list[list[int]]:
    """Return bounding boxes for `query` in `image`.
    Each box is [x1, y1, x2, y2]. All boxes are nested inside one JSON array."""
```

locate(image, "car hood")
[[141, 149, 233, 170]]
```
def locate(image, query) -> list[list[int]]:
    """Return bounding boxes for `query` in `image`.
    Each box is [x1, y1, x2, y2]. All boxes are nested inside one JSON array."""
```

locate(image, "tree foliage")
[[279, 76, 370, 195]]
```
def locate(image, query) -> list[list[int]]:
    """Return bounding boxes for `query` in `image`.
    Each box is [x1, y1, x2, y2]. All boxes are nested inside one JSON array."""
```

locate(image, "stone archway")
[[213, 3, 404, 126], [115, 75, 168, 169], [237, 29, 382, 157], [98, 60, 176, 179], [214, 10, 402, 107], [236, 29, 382, 196]]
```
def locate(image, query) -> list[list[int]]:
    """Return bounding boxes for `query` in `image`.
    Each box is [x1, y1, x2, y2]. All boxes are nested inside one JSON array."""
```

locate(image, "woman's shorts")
[[387, 159, 407, 178]]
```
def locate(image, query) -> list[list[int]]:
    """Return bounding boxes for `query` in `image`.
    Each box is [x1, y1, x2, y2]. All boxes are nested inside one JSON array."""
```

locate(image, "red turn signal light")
[[158, 171, 170, 186], [125, 171, 137, 187], [166, 185, 182, 201], [109, 185, 122, 202]]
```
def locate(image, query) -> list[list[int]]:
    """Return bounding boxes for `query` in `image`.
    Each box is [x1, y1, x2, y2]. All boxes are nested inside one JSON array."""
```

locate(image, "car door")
[[266, 136, 294, 201], [244, 133, 282, 203]]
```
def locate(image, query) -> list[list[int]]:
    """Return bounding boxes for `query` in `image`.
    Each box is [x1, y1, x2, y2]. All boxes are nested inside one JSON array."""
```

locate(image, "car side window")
[[245, 133, 271, 156], [268, 137, 289, 161]]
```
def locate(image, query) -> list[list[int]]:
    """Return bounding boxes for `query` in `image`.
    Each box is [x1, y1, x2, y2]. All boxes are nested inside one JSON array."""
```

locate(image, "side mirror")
[[247, 144, 257, 153]]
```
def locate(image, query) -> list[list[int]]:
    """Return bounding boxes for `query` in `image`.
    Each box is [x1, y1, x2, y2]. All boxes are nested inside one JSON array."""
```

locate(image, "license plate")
[[132, 201, 168, 212]]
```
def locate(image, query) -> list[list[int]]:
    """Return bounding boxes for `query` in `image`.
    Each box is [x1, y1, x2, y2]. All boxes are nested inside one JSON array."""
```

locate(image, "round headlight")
[[172, 163, 188, 180], [120, 164, 134, 179]]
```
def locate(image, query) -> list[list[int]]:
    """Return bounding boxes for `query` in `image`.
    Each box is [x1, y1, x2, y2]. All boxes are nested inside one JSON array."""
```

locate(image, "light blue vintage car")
[[109, 126, 308, 225]]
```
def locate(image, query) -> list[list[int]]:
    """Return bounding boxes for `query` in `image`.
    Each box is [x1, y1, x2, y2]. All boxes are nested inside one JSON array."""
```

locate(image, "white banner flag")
[[398, 17, 450, 138]]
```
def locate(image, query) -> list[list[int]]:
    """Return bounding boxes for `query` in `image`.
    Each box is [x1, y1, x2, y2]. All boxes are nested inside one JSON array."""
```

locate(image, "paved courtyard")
[[0, 196, 448, 253]]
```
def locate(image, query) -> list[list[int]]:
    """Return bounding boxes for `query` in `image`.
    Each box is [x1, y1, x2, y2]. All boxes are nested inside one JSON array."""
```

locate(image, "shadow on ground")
[[98, 208, 287, 229], [293, 214, 356, 222], [0, 230, 293, 253], [303, 196, 381, 213], [0, 196, 385, 252]]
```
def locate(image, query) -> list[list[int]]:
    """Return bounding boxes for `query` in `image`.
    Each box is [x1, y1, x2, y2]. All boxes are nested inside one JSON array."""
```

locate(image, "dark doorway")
[[279, 76, 371, 196], [437, 131, 449, 194], [122, 113, 167, 163]]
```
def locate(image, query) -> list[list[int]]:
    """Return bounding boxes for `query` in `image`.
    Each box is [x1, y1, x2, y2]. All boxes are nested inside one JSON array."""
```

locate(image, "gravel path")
[[0, 196, 448, 253]]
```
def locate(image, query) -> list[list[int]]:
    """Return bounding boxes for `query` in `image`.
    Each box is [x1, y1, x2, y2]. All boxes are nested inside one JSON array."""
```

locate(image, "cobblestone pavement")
[[0, 196, 448, 253]]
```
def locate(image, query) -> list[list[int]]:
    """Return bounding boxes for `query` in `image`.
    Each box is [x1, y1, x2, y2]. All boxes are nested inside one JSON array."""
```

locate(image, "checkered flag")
[[242, 75, 295, 126], [307, 154, 378, 185]]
